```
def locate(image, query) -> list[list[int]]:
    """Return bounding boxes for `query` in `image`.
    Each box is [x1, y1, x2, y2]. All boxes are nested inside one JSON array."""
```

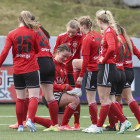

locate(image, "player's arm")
[[102, 32, 116, 63], [0, 34, 12, 67], [130, 39, 140, 60]]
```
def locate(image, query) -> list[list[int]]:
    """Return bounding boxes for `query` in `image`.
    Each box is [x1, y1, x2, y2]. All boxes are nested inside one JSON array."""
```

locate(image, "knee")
[[72, 59, 77, 68], [99, 95, 109, 104], [72, 96, 80, 106]]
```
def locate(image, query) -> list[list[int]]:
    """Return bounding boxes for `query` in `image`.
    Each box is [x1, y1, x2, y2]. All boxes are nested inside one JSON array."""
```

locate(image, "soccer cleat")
[[103, 124, 108, 128], [92, 127, 103, 134], [9, 122, 18, 129], [17, 125, 25, 132], [117, 120, 132, 134], [59, 125, 73, 131], [116, 124, 119, 131], [73, 123, 80, 130], [67, 88, 82, 97], [134, 124, 140, 131], [103, 126, 116, 131], [83, 124, 97, 133], [26, 119, 37, 132], [43, 125, 60, 131]]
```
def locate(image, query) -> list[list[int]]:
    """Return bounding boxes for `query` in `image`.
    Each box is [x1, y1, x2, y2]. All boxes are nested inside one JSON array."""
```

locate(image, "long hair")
[[96, 9, 121, 43], [116, 23, 133, 54], [19, 11, 40, 31]]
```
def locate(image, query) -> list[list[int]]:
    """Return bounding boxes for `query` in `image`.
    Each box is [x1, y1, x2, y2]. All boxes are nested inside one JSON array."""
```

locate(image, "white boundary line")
[[0, 115, 136, 118]]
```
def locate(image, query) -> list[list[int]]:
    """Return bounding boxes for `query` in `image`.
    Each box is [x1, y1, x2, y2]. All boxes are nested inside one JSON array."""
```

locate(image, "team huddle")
[[0, 9, 140, 134]]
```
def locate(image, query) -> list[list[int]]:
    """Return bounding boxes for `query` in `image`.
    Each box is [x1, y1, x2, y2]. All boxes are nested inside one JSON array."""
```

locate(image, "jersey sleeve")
[[79, 55, 90, 77], [130, 39, 140, 60], [102, 32, 116, 63], [0, 33, 12, 67]]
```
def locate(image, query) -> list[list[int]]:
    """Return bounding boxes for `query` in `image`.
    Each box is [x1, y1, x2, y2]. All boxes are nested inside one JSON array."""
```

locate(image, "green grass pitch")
[[0, 104, 140, 140]]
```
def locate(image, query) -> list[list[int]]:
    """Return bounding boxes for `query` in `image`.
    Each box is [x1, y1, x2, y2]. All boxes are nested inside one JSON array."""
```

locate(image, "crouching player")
[[34, 44, 80, 131]]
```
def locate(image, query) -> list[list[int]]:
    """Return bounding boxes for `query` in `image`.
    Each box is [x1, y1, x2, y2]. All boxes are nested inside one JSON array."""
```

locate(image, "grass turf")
[[0, 104, 139, 140]]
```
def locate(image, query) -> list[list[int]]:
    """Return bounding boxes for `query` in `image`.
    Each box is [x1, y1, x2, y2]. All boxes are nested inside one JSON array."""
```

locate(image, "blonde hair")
[[116, 23, 133, 54], [78, 16, 95, 41], [96, 9, 121, 43], [66, 20, 79, 31], [19, 11, 40, 31]]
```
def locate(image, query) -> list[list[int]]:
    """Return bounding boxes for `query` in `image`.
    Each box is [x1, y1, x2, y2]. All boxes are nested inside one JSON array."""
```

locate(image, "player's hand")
[[62, 84, 69, 93], [77, 77, 83, 85], [99, 56, 104, 63], [65, 84, 69, 90]]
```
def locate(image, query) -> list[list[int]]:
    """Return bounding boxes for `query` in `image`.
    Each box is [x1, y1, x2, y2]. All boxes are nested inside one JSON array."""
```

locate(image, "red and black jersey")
[[35, 28, 52, 58], [124, 38, 140, 68], [115, 34, 126, 71], [99, 27, 117, 64], [0, 26, 39, 75], [53, 59, 72, 92], [53, 32, 83, 74], [79, 31, 102, 77]]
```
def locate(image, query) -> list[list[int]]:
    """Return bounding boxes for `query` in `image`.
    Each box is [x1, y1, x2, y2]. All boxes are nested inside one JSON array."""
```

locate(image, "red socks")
[[108, 110, 115, 128], [73, 69, 81, 88], [97, 104, 110, 127], [34, 116, 52, 128], [74, 103, 80, 124], [48, 99, 58, 126], [89, 102, 98, 124], [128, 99, 140, 124], [28, 97, 38, 123], [23, 96, 29, 121], [61, 105, 76, 126], [16, 98, 25, 126], [110, 102, 125, 123]]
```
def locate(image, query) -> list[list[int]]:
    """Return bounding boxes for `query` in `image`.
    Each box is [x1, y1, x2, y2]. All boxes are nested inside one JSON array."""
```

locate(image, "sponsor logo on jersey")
[[106, 28, 110, 33], [41, 48, 50, 52], [125, 60, 132, 64], [116, 63, 123, 66], [16, 54, 31, 59]]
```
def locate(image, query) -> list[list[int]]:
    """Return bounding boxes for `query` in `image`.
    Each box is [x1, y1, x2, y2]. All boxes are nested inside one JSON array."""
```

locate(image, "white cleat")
[[92, 127, 103, 134], [67, 88, 82, 97], [82, 124, 97, 133], [117, 120, 132, 134], [17, 125, 25, 132]]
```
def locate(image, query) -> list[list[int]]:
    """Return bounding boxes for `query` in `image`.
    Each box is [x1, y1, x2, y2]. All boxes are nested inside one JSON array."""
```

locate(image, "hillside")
[[0, 0, 140, 37]]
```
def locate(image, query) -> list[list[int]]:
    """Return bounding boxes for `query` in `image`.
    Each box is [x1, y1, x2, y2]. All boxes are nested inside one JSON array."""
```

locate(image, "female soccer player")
[[32, 17, 59, 131], [92, 9, 132, 134], [34, 44, 80, 131], [115, 23, 140, 131], [0, 11, 40, 132], [67, 16, 102, 132], [103, 24, 127, 131], [53, 19, 83, 130], [9, 25, 51, 130]]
